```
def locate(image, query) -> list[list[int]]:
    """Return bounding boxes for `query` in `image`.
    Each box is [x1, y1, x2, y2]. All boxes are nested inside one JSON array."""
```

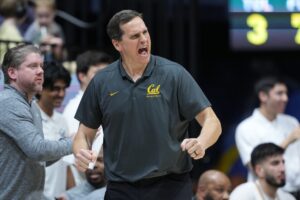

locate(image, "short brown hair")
[[2, 45, 42, 84], [106, 10, 142, 41]]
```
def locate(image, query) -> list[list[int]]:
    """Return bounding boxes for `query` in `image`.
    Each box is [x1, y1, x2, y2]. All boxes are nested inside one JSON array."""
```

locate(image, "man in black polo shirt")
[[73, 9, 222, 200]]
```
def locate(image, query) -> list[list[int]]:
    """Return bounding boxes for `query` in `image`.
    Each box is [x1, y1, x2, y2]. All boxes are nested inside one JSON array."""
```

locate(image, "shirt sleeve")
[[177, 67, 211, 120], [235, 122, 260, 165], [75, 79, 102, 129], [63, 100, 80, 136], [0, 98, 72, 161]]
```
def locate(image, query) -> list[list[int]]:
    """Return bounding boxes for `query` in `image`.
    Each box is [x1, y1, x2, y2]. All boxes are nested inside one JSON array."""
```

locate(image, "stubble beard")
[[265, 174, 285, 188]]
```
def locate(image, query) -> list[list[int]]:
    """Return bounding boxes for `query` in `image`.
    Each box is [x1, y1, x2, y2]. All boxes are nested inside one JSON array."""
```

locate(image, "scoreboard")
[[230, 0, 300, 50]]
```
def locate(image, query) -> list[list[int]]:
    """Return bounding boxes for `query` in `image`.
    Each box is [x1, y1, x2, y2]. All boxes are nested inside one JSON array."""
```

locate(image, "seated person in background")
[[24, 0, 65, 61], [62, 50, 112, 186], [57, 148, 106, 200], [0, 0, 26, 62], [17, 0, 35, 36], [63, 51, 112, 137], [194, 169, 231, 200], [235, 76, 300, 198], [230, 143, 296, 200], [36, 61, 72, 199]]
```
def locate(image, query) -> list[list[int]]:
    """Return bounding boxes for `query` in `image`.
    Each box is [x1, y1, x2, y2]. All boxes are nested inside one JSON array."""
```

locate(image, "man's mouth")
[[89, 174, 100, 179], [138, 47, 148, 55], [53, 98, 63, 105], [35, 78, 43, 83], [278, 173, 285, 180]]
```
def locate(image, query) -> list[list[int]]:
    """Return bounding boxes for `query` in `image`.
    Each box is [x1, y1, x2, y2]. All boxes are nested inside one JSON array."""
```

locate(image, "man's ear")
[[7, 67, 17, 82], [258, 91, 268, 103], [254, 164, 265, 178], [112, 39, 121, 52], [78, 72, 86, 83]]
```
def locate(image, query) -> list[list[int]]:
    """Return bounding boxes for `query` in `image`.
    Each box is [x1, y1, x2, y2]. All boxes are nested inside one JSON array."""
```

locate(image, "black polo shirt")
[[75, 55, 211, 182]]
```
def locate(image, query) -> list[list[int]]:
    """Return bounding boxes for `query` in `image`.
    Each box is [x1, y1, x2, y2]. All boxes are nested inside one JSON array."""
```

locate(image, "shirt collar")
[[39, 106, 50, 122], [118, 55, 155, 79], [253, 108, 278, 123]]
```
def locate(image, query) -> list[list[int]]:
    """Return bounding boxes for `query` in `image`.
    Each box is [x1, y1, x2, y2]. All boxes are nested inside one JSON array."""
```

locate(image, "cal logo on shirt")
[[146, 84, 161, 98]]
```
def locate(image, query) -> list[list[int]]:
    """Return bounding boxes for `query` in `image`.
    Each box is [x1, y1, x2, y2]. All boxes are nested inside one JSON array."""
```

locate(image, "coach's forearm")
[[72, 124, 97, 155]]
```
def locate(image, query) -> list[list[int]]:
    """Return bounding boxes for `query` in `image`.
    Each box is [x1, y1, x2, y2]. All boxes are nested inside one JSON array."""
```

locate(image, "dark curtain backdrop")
[[57, 0, 204, 76]]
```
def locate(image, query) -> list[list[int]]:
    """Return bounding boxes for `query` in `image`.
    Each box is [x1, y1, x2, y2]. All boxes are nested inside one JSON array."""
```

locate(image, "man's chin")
[[54, 102, 63, 108], [88, 180, 106, 189], [278, 180, 286, 187], [35, 87, 43, 94], [268, 180, 285, 188]]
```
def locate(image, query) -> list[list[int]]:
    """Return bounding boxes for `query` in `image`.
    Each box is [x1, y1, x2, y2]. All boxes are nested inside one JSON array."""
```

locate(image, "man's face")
[[10, 53, 44, 95], [113, 17, 151, 66], [263, 84, 288, 115], [40, 79, 68, 108], [259, 155, 286, 187], [85, 152, 106, 188], [36, 5, 55, 27], [202, 178, 231, 200], [85, 63, 108, 85], [79, 63, 108, 90]]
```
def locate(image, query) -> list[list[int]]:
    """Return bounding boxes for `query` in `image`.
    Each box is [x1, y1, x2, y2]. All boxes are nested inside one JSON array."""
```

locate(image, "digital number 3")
[[291, 13, 300, 44], [246, 14, 268, 45]]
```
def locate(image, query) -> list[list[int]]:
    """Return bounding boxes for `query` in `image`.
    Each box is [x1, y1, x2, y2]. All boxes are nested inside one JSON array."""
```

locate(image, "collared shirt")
[[39, 107, 69, 199], [63, 90, 84, 135], [235, 108, 300, 192], [230, 181, 296, 200], [75, 55, 211, 182]]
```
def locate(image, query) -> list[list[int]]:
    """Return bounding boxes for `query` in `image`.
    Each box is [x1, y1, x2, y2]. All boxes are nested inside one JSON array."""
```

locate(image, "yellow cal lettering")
[[147, 84, 160, 95]]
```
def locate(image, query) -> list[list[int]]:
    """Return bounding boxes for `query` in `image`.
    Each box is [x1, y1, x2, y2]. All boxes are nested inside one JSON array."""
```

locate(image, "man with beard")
[[235, 76, 300, 198], [194, 170, 231, 200], [57, 148, 106, 200], [36, 61, 71, 199], [0, 45, 72, 199], [230, 143, 295, 200]]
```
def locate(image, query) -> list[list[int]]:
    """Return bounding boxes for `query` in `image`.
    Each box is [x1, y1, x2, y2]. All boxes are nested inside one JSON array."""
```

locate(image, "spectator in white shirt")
[[231, 143, 295, 200], [235, 76, 300, 198], [62, 51, 112, 186], [36, 61, 72, 199]]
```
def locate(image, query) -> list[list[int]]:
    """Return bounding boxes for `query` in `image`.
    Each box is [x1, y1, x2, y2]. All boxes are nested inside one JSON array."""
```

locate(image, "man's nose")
[[282, 93, 288, 102], [140, 34, 147, 42], [37, 65, 44, 74], [279, 162, 285, 172], [58, 88, 66, 97]]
